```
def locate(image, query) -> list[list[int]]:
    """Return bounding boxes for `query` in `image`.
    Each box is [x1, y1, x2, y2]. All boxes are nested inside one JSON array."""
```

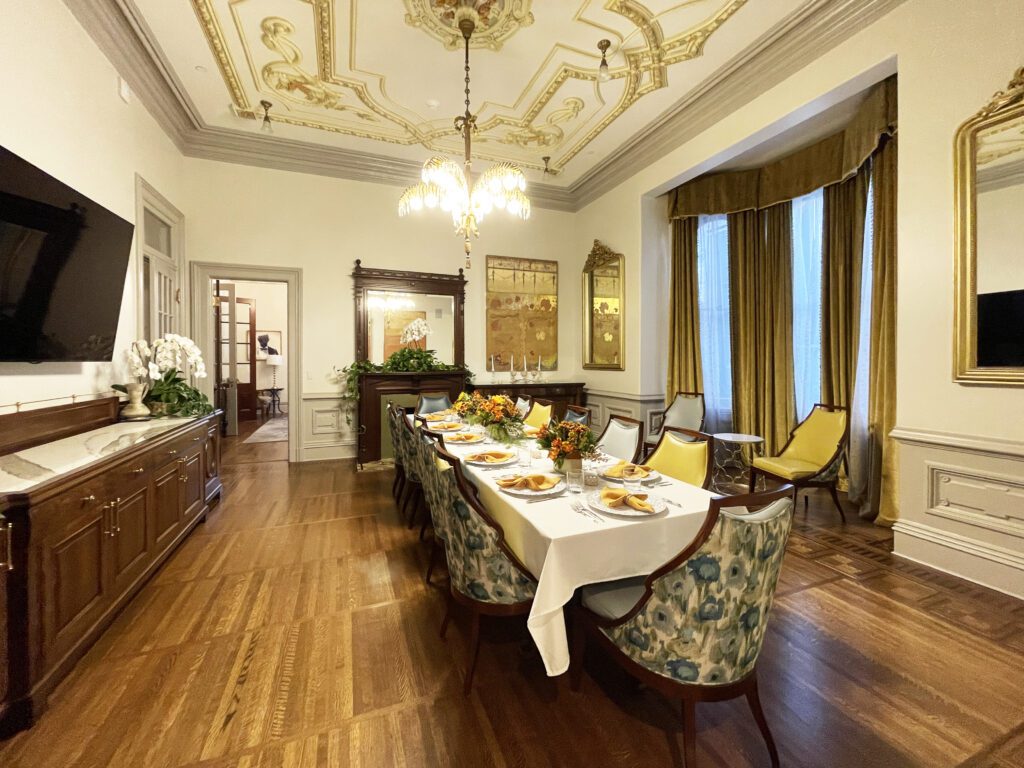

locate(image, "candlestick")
[[537, 354, 541, 372]]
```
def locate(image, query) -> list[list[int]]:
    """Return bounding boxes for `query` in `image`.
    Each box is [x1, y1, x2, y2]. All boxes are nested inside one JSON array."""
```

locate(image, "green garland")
[[338, 349, 473, 402]]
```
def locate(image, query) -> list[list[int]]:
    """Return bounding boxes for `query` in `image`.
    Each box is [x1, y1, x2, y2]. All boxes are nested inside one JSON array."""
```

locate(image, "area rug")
[[358, 459, 395, 473], [244, 416, 288, 444]]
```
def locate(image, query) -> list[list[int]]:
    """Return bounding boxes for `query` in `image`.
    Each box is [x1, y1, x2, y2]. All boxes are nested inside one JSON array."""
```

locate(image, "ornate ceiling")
[[127, 0, 812, 186]]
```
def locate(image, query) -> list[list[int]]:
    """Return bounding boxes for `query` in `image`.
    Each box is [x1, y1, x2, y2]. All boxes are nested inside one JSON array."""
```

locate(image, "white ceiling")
[[129, 0, 812, 187]]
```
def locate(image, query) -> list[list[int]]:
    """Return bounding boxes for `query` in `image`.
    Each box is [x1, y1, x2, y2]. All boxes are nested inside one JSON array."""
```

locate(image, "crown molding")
[[65, 0, 903, 214], [566, 0, 908, 208]]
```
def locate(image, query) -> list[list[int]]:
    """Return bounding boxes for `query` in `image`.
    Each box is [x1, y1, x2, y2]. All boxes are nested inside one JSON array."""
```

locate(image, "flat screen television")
[[977, 289, 1024, 367], [0, 145, 135, 362]]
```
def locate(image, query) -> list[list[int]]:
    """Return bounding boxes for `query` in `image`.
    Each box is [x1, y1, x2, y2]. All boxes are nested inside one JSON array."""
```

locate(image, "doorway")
[[191, 263, 302, 463]]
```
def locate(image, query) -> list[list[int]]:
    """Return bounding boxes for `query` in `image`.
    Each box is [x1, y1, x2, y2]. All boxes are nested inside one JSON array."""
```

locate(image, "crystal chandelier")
[[398, 8, 530, 269]]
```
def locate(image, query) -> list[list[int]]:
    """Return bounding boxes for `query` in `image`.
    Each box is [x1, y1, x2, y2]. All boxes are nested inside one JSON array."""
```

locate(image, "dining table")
[[416, 416, 716, 676]]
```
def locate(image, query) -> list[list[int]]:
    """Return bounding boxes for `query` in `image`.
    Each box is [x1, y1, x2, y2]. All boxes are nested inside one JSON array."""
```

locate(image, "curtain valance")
[[668, 76, 896, 218]]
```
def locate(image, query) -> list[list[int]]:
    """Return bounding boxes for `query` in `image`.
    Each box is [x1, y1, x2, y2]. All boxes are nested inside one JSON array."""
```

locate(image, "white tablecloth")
[[440, 437, 714, 676]]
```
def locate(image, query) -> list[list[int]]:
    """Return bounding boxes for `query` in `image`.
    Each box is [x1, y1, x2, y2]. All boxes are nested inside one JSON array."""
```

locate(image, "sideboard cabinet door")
[[152, 460, 182, 548]]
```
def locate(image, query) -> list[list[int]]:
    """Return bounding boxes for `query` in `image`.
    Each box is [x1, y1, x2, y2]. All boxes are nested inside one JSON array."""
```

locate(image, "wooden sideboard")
[[357, 371, 468, 464], [469, 381, 587, 420], [0, 399, 223, 737]]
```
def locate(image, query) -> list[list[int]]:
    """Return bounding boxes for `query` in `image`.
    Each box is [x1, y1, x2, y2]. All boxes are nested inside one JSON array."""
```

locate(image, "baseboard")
[[298, 441, 356, 462], [893, 519, 1024, 599]]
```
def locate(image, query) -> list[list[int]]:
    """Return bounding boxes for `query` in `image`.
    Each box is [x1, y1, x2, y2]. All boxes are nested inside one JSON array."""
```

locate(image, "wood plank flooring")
[[1, 421, 1022, 767]]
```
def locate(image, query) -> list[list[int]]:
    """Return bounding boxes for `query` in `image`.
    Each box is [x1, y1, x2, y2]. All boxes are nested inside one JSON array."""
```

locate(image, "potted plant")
[[462, 392, 524, 445], [115, 334, 213, 418], [536, 420, 598, 473]]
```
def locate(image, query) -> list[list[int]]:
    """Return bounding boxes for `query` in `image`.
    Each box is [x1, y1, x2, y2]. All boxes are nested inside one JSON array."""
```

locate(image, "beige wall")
[[180, 158, 580, 393], [0, 0, 185, 414]]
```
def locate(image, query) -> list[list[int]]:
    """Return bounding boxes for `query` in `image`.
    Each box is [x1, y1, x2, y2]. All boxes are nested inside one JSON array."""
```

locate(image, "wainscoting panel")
[[584, 389, 665, 437], [892, 428, 1024, 598], [298, 393, 356, 462]]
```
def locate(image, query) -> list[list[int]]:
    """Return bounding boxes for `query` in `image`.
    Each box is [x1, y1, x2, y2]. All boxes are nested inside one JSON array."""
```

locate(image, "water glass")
[[622, 467, 644, 495], [567, 470, 584, 494], [517, 446, 531, 468]]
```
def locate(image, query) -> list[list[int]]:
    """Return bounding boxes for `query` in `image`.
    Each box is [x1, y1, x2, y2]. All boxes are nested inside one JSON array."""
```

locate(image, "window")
[[791, 188, 824, 419], [849, 177, 876, 500], [696, 214, 733, 432], [136, 177, 184, 340]]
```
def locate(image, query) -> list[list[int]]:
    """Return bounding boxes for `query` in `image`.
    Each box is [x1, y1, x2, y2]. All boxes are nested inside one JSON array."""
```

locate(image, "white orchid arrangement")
[[126, 333, 207, 382], [399, 318, 432, 345]]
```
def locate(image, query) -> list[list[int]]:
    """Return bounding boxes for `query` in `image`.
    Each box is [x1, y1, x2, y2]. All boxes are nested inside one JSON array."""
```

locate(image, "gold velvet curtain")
[[867, 136, 899, 525], [666, 218, 703, 399], [729, 205, 795, 456], [821, 171, 869, 408]]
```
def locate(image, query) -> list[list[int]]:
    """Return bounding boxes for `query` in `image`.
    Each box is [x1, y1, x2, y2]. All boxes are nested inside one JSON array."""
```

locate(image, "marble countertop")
[[0, 418, 199, 495]]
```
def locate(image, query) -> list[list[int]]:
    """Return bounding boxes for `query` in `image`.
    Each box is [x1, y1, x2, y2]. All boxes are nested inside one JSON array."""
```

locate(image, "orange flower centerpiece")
[[456, 392, 524, 445], [536, 420, 598, 473]]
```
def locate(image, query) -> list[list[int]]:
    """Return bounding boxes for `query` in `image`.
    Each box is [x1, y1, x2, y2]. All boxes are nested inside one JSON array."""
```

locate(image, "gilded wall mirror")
[[954, 65, 1024, 385], [582, 240, 624, 370]]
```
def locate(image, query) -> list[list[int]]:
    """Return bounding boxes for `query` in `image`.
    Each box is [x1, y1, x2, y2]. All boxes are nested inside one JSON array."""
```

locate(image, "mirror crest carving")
[[582, 239, 625, 370], [954, 65, 1024, 385]]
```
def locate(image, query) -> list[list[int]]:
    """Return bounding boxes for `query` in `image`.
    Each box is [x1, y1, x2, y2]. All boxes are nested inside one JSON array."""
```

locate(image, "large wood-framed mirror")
[[582, 240, 625, 370], [352, 260, 467, 368], [954, 65, 1024, 385]]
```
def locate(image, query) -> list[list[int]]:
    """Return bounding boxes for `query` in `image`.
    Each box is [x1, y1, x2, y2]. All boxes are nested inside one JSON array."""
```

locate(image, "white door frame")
[[190, 262, 302, 463]]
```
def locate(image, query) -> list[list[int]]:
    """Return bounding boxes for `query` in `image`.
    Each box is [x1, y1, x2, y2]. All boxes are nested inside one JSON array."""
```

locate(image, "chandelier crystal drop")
[[397, 8, 531, 269]]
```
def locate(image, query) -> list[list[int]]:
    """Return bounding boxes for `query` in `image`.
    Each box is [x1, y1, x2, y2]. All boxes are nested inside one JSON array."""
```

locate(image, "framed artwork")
[[383, 309, 427, 358], [485, 255, 558, 371], [252, 330, 283, 360], [582, 240, 624, 370]]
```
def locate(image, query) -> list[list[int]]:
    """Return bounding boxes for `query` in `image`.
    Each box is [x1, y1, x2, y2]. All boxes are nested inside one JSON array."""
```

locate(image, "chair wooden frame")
[[435, 447, 536, 695], [647, 427, 715, 489], [570, 485, 794, 768], [595, 415, 644, 464], [563, 404, 592, 425], [748, 403, 849, 522]]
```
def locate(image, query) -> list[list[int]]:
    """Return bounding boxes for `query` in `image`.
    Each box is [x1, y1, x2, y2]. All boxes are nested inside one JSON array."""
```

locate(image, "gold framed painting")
[[485, 255, 558, 371], [582, 240, 624, 370]]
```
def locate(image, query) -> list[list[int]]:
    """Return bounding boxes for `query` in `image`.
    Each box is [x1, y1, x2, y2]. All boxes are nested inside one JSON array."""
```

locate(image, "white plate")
[[464, 452, 517, 467], [444, 433, 486, 445], [599, 466, 662, 485], [495, 474, 566, 498], [430, 422, 465, 432], [587, 489, 667, 518]]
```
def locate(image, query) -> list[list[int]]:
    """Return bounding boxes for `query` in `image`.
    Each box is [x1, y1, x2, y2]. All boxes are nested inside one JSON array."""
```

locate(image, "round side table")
[[711, 433, 764, 494]]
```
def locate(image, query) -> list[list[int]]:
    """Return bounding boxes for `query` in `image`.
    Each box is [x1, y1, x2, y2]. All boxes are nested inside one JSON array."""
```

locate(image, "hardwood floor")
[[1, 426, 1022, 767]]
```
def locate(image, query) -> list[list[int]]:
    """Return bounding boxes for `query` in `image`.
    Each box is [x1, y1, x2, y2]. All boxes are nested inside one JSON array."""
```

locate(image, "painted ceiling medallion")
[[404, 0, 534, 50]]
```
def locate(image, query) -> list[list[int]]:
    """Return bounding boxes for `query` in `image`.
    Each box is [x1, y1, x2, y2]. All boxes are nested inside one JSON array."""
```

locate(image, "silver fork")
[[571, 499, 602, 524]]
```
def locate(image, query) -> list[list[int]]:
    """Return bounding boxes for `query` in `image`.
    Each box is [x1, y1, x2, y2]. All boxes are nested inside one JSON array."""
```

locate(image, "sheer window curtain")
[[696, 214, 732, 433], [791, 189, 824, 421]]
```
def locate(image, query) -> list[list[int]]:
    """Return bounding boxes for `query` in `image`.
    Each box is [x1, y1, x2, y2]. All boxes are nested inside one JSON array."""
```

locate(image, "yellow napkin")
[[434, 422, 462, 430], [604, 460, 654, 479], [496, 474, 559, 491], [446, 433, 480, 442], [523, 426, 541, 436], [465, 451, 513, 463], [600, 487, 655, 513], [425, 413, 449, 422]]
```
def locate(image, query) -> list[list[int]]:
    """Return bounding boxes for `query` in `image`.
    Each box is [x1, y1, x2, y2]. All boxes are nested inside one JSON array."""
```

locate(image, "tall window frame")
[[135, 175, 185, 340]]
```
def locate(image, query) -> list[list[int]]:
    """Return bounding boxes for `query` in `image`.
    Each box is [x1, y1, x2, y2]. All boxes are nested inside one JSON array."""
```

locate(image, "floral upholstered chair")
[[750, 403, 849, 522], [571, 486, 795, 768], [397, 410, 426, 527], [416, 429, 452, 584], [435, 445, 536, 695], [563, 404, 592, 425], [386, 403, 407, 502]]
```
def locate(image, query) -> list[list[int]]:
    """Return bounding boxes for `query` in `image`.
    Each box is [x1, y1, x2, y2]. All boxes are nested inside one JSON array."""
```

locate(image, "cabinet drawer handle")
[[131, 467, 145, 475], [192, 436, 202, 442], [114, 498, 121, 534], [102, 503, 112, 537], [82, 494, 96, 503], [1, 520, 12, 572], [168, 449, 178, 455]]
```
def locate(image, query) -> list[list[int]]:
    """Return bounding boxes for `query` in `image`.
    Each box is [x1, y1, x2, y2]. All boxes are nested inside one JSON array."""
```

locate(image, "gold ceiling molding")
[[189, 0, 748, 175], [403, 0, 534, 51]]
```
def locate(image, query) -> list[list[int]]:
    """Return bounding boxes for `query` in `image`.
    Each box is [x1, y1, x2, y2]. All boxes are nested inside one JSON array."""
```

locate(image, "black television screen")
[[977, 289, 1024, 367], [0, 145, 135, 362]]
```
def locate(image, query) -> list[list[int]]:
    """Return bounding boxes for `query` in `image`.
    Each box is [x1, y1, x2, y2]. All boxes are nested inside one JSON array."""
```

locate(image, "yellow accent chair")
[[749, 404, 849, 521], [524, 398, 553, 429], [646, 428, 715, 488]]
